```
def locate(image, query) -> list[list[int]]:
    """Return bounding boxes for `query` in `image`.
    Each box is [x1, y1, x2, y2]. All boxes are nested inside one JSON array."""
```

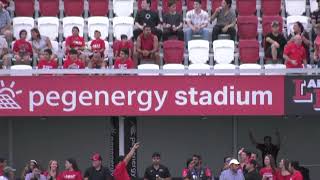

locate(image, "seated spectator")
[[289, 161, 303, 180], [63, 49, 85, 69], [65, 26, 85, 61], [162, 0, 184, 41], [314, 24, 320, 67], [37, 49, 58, 69], [288, 22, 310, 62], [211, 0, 236, 41], [0, 35, 9, 68], [87, 52, 106, 69], [13, 29, 33, 65], [185, 0, 209, 44], [133, 0, 162, 40], [264, 21, 287, 64], [311, 2, 320, 42], [31, 28, 53, 60], [114, 35, 133, 58], [114, 48, 134, 69], [134, 25, 160, 65], [0, 1, 11, 35], [283, 35, 307, 68], [90, 30, 106, 58], [25, 168, 46, 180]]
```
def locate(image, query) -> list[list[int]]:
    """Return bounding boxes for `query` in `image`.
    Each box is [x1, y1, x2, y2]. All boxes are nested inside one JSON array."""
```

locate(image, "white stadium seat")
[[213, 40, 235, 64], [239, 63, 262, 75], [285, 0, 306, 16], [162, 64, 185, 75], [188, 63, 211, 75], [88, 16, 109, 40], [113, 0, 134, 17], [62, 17, 85, 38], [310, 0, 318, 13], [213, 63, 236, 75], [188, 40, 210, 64], [37, 17, 59, 41], [50, 40, 60, 56], [11, 65, 33, 76], [13, 17, 34, 40], [138, 64, 160, 75], [286, 16, 309, 36], [264, 64, 286, 75], [113, 16, 134, 40]]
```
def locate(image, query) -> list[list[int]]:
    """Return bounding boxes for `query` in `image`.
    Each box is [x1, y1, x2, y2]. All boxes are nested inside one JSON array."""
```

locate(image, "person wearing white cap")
[[219, 159, 244, 180], [0, 166, 16, 180]]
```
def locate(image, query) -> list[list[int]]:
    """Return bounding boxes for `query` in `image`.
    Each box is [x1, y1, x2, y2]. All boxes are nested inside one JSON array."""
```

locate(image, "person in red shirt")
[[260, 155, 277, 180], [37, 49, 58, 69], [134, 25, 160, 65], [276, 159, 291, 180], [88, 52, 106, 69], [65, 26, 85, 56], [114, 35, 133, 58], [113, 142, 140, 180], [43, 160, 59, 180], [289, 161, 304, 180], [63, 49, 85, 69], [283, 35, 307, 68], [57, 158, 82, 180], [182, 158, 196, 179], [114, 48, 135, 69], [90, 30, 106, 57], [0, 158, 7, 176], [13, 29, 33, 65]]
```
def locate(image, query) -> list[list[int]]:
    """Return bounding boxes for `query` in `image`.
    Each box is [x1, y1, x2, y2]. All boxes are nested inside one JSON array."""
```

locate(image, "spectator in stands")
[[37, 49, 58, 69], [144, 152, 171, 180], [25, 167, 46, 180], [276, 159, 291, 180], [162, 0, 184, 41], [311, 1, 320, 42], [87, 52, 106, 69], [63, 49, 85, 69], [211, 0, 236, 41], [0, 1, 11, 35], [114, 35, 133, 58], [21, 160, 39, 180], [133, 0, 162, 40], [259, 155, 277, 180], [134, 25, 160, 65], [244, 159, 261, 180], [250, 152, 261, 171], [114, 48, 134, 69], [288, 161, 303, 180], [13, 29, 33, 65], [264, 21, 287, 64], [65, 26, 85, 58], [219, 159, 244, 180], [44, 160, 59, 180], [288, 22, 311, 62], [182, 158, 196, 180], [0, 158, 7, 176], [84, 153, 112, 180], [113, 143, 140, 180], [57, 158, 82, 180], [0, 35, 9, 69], [238, 148, 249, 171], [249, 130, 280, 164], [185, 0, 209, 44], [0, 166, 15, 180], [31, 28, 53, 60], [221, 157, 232, 173], [313, 24, 320, 67], [191, 154, 212, 180], [90, 30, 106, 58], [283, 35, 307, 68]]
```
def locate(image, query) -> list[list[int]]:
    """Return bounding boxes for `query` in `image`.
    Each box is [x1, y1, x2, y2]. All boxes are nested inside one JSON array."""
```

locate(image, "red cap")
[[91, 153, 102, 161]]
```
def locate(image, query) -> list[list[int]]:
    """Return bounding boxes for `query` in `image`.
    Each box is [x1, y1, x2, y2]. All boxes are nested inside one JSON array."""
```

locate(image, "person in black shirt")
[[249, 129, 280, 166], [84, 153, 112, 180], [245, 160, 262, 180], [162, 0, 184, 41], [133, 0, 162, 40], [144, 152, 171, 180]]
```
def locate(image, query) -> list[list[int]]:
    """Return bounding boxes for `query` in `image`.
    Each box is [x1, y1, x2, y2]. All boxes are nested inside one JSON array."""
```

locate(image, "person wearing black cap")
[[84, 153, 112, 180], [244, 160, 261, 180], [144, 152, 171, 180]]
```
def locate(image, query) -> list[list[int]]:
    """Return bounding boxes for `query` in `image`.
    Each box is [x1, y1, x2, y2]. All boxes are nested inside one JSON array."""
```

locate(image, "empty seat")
[[163, 40, 184, 64], [138, 64, 159, 75], [13, 17, 34, 40], [286, 16, 309, 36], [188, 63, 211, 75], [64, 0, 84, 16], [239, 40, 260, 64], [14, 0, 34, 16], [113, 0, 134, 17], [10, 65, 33, 76], [237, 0, 256, 16], [162, 64, 185, 75], [88, 16, 109, 40], [187, 0, 207, 11], [261, 0, 281, 15], [262, 16, 283, 36], [89, 0, 109, 16], [188, 40, 210, 64], [162, 0, 183, 14], [237, 16, 258, 40], [137, 0, 158, 12], [285, 0, 306, 16], [39, 0, 59, 16], [213, 40, 235, 64], [264, 64, 286, 75], [62, 17, 85, 38], [239, 64, 262, 75], [113, 16, 134, 40], [37, 17, 59, 41], [213, 63, 236, 75]]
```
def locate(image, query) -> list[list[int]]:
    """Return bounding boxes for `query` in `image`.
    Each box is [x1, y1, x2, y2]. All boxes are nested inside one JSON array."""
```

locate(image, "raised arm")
[[275, 129, 281, 149], [249, 130, 258, 146], [124, 142, 140, 164]]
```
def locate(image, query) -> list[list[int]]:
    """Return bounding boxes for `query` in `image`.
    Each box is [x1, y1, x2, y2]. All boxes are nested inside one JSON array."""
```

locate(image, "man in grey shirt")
[[220, 159, 245, 180], [211, 0, 236, 41], [0, 1, 11, 35]]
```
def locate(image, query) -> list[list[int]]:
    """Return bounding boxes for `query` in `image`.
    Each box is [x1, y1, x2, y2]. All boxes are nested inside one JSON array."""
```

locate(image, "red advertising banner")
[[0, 76, 284, 116]]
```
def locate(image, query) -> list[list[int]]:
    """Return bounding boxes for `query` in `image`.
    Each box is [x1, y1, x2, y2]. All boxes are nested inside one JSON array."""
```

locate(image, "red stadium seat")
[[64, 0, 84, 16], [262, 16, 283, 36], [137, 0, 158, 12], [261, 0, 281, 15], [237, 16, 258, 40], [239, 40, 260, 64], [39, 0, 59, 16], [162, 0, 183, 14], [237, 0, 256, 16], [187, 0, 207, 11], [15, 0, 34, 17], [163, 40, 185, 64], [89, 0, 109, 16], [212, 0, 222, 13]]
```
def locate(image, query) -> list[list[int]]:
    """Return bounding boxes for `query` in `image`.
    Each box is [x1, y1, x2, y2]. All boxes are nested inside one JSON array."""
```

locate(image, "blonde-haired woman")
[[44, 160, 59, 180]]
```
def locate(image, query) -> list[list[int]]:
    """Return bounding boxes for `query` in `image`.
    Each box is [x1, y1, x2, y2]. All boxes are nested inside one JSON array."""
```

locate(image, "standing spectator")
[[134, 25, 160, 65], [84, 153, 112, 180], [0, 1, 11, 35], [276, 159, 291, 180], [238, 148, 250, 172], [13, 29, 33, 65], [249, 130, 280, 164], [259, 155, 277, 180], [65, 26, 85, 61], [220, 157, 232, 173], [133, 0, 162, 40], [25, 168, 46, 180], [0, 35, 9, 68], [288, 22, 311, 62], [44, 160, 59, 180], [21, 160, 39, 180], [87, 52, 106, 69], [250, 152, 261, 171], [0, 166, 15, 180], [311, 1, 320, 42], [182, 158, 196, 180], [264, 21, 287, 64], [288, 161, 303, 180], [219, 159, 244, 180], [57, 158, 82, 180], [245, 160, 261, 180], [114, 48, 135, 69], [190, 155, 212, 180], [162, 0, 184, 41], [313, 24, 320, 67], [283, 35, 307, 68], [90, 30, 106, 58], [37, 49, 58, 69], [211, 0, 236, 41], [185, 0, 209, 43], [63, 49, 85, 69], [0, 158, 7, 176], [114, 35, 133, 58], [144, 152, 171, 180], [113, 143, 140, 180], [31, 28, 53, 60]]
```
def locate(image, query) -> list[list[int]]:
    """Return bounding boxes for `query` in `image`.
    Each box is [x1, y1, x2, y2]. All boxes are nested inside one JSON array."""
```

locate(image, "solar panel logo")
[[0, 80, 22, 110]]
